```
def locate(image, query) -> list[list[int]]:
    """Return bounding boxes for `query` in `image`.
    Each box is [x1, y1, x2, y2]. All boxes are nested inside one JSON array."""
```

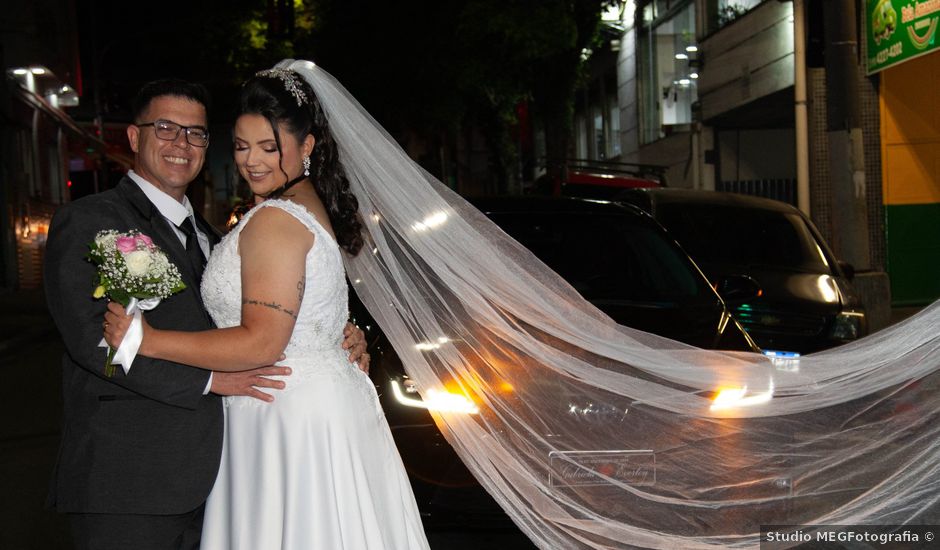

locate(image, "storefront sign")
[[867, 0, 940, 74]]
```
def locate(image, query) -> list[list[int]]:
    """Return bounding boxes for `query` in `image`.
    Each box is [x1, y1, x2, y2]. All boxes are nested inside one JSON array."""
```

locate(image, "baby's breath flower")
[[87, 229, 186, 304], [94, 230, 118, 250]]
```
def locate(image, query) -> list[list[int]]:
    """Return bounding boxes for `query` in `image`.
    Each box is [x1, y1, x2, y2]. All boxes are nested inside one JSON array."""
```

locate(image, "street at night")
[[4, 1, 940, 549]]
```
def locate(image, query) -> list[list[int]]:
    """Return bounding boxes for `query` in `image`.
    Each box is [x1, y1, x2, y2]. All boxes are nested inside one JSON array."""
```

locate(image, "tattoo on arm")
[[242, 298, 297, 319], [297, 278, 305, 303]]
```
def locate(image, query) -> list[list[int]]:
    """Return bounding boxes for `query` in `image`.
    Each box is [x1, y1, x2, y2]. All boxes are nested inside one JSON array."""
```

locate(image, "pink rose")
[[136, 234, 154, 248], [115, 236, 137, 253]]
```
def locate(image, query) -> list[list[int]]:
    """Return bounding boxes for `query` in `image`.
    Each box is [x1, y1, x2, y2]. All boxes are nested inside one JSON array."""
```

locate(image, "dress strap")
[[239, 199, 334, 245]]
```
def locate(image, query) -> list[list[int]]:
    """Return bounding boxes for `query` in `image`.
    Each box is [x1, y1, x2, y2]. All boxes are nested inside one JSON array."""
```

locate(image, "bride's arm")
[[115, 207, 314, 371]]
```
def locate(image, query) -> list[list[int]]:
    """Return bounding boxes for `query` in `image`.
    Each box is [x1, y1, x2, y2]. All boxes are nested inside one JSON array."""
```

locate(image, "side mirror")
[[716, 274, 762, 303], [836, 260, 855, 281]]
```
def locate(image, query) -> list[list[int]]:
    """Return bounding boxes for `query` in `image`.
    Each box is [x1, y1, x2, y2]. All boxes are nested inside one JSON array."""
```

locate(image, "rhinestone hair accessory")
[[255, 67, 308, 106]]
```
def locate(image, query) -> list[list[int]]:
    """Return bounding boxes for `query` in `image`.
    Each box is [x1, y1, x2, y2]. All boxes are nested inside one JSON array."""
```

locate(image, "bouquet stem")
[[105, 347, 117, 377]]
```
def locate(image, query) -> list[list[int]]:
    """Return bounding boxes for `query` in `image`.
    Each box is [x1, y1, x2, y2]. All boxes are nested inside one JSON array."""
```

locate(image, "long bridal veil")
[[281, 59, 940, 548]]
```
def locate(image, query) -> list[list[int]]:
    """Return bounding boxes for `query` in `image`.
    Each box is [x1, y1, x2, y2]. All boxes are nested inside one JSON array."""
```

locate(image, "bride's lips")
[[246, 170, 271, 182]]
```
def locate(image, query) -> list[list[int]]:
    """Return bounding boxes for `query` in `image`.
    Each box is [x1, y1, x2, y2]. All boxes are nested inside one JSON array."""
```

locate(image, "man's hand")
[[103, 302, 135, 349], [210, 366, 291, 402], [342, 322, 370, 374]]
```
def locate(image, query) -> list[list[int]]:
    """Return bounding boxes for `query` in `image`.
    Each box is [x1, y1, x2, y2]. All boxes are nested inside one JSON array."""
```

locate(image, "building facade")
[[571, 0, 937, 311], [0, 0, 127, 290], [871, 0, 940, 305]]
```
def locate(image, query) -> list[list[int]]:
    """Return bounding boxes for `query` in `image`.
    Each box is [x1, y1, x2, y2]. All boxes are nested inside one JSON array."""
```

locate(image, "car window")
[[488, 212, 709, 302], [656, 204, 831, 272]]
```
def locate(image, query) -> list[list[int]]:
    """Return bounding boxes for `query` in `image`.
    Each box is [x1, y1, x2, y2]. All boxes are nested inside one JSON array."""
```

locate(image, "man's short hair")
[[131, 79, 211, 123]]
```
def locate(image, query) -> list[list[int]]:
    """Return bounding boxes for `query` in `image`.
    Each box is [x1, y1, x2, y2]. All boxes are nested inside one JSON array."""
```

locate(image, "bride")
[[104, 68, 430, 548]]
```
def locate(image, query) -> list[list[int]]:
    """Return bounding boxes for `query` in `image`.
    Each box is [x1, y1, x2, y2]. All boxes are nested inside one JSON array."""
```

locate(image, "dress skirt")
[[200, 348, 430, 550]]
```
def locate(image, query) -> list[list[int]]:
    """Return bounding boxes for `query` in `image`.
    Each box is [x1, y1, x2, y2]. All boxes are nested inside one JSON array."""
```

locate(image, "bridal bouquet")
[[88, 230, 186, 376]]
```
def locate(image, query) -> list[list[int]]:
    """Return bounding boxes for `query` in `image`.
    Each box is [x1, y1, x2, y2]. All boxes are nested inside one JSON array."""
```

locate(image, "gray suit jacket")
[[44, 176, 223, 514]]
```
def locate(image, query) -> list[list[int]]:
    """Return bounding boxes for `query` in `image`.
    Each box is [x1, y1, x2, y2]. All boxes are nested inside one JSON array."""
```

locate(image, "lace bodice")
[[201, 199, 349, 359]]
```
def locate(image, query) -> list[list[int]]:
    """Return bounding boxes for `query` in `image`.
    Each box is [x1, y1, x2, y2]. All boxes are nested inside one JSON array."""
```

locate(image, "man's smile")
[[164, 155, 190, 165]]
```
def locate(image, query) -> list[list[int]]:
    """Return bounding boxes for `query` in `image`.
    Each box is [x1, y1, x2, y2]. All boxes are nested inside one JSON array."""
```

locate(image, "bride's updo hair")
[[239, 71, 364, 256]]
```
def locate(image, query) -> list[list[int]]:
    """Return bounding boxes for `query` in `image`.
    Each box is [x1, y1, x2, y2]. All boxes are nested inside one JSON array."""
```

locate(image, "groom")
[[44, 79, 368, 550]]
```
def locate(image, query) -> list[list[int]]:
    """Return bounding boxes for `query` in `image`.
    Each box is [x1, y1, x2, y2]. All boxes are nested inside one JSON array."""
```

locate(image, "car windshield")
[[655, 204, 831, 272], [488, 212, 711, 303]]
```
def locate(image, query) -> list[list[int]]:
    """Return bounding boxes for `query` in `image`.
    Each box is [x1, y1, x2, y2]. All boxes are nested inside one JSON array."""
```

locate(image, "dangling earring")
[[302, 155, 311, 177]]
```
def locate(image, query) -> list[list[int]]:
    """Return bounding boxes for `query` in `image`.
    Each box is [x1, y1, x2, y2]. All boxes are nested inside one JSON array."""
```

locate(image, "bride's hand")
[[103, 301, 150, 348]]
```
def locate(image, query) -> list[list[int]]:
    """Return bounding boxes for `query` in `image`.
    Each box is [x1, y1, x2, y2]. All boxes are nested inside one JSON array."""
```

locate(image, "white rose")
[[124, 250, 153, 276]]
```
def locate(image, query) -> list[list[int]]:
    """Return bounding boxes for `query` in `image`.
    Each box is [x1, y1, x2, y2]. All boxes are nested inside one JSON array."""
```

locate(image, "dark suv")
[[467, 197, 755, 350], [616, 189, 867, 355], [353, 196, 757, 524]]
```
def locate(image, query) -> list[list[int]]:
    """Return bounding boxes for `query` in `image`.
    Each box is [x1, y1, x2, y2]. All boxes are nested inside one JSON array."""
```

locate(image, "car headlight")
[[830, 311, 864, 340], [390, 377, 480, 414]]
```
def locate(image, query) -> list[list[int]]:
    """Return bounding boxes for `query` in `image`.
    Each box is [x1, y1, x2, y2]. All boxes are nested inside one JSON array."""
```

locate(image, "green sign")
[[867, 0, 940, 74]]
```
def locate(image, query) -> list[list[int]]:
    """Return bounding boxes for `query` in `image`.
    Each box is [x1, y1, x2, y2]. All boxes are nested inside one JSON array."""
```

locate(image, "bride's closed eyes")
[[234, 138, 279, 154]]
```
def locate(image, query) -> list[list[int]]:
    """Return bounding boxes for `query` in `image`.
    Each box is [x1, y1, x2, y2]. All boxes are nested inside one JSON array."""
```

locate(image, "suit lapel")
[[115, 177, 207, 304]]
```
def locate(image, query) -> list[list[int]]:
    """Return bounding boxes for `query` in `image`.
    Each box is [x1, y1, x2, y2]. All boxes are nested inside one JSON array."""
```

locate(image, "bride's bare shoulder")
[[240, 203, 315, 249]]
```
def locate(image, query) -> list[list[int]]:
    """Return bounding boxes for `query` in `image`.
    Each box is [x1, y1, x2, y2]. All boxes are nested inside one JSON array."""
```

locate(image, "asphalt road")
[[0, 290, 70, 550]]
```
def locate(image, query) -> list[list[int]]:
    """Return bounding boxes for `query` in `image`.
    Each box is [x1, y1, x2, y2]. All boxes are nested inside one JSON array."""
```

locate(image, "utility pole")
[[823, 0, 871, 270], [793, 0, 810, 216]]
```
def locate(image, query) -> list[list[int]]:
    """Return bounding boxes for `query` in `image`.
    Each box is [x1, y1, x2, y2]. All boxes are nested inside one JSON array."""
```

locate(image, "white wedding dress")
[[199, 199, 430, 549]]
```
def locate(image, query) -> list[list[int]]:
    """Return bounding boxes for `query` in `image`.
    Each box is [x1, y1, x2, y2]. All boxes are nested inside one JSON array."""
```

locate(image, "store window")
[[575, 113, 589, 159], [574, 77, 621, 161], [607, 94, 622, 158], [593, 106, 605, 158], [637, 0, 698, 144]]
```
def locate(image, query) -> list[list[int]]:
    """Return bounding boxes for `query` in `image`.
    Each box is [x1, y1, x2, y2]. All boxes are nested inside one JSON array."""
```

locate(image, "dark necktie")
[[177, 217, 207, 282]]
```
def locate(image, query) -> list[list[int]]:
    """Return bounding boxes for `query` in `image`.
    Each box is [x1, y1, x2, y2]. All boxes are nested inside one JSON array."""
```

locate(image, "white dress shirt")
[[127, 170, 214, 393]]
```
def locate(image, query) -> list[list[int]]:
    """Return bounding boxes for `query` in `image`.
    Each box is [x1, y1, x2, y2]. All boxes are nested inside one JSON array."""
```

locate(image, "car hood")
[[591, 298, 750, 351]]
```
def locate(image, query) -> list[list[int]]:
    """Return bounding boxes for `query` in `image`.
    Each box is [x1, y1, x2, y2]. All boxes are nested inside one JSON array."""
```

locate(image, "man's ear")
[[127, 125, 140, 153]]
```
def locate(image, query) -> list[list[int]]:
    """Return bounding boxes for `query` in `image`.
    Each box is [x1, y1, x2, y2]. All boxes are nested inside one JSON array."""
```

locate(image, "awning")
[[11, 80, 133, 169]]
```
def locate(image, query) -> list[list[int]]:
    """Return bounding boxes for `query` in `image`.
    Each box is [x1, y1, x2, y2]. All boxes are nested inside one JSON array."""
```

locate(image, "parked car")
[[614, 189, 867, 355], [533, 159, 664, 199], [352, 196, 758, 525]]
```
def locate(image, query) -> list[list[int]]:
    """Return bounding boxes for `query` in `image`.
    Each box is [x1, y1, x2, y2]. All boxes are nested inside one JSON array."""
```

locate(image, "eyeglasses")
[[137, 119, 210, 147]]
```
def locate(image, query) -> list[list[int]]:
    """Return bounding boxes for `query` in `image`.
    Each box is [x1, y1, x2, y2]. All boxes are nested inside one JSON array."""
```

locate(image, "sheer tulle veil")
[[278, 59, 940, 549]]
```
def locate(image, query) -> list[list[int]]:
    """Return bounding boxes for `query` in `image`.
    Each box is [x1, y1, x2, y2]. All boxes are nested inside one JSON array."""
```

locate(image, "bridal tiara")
[[255, 67, 308, 107]]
